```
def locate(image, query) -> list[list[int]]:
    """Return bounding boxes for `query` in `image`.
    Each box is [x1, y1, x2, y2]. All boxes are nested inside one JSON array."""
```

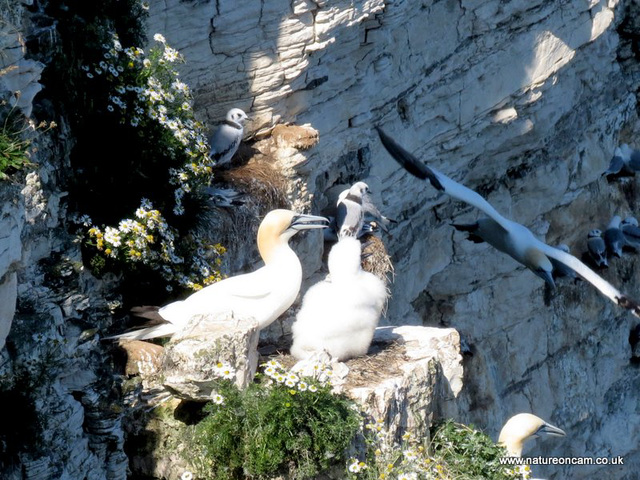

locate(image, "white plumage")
[[209, 108, 248, 166], [108, 210, 328, 341], [377, 127, 640, 318], [498, 413, 566, 457], [291, 237, 388, 361]]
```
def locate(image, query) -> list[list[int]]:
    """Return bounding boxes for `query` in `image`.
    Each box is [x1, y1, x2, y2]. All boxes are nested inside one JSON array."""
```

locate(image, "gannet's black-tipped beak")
[[537, 422, 566, 438], [535, 269, 556, 290], [290, 213, 330, 231]]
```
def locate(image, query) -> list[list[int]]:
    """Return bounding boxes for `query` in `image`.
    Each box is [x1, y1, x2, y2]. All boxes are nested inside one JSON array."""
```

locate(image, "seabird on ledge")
[[108, 209, 329, 340]]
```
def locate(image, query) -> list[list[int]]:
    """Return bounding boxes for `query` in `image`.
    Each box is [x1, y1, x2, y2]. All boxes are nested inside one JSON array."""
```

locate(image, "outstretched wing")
[[376, 127, 511, 232], [535, 238, 640, 317]]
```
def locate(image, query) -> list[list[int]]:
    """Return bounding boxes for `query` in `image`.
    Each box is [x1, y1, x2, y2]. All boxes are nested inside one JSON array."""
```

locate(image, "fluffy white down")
[[291, 237, 387, 361]]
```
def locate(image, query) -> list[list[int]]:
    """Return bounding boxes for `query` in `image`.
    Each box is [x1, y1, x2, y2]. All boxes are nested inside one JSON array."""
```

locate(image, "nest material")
[[219, 156, 289, 211], [361, 234, 395, 285], [271, 124, 319, 150]]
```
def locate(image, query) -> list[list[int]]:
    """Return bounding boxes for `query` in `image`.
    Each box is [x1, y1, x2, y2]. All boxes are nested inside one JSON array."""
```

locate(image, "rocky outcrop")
[[163, 313, 260, 399], [1, 0, 639, 479], [342, 326, 463, 442], [148, 0, 640, 478]]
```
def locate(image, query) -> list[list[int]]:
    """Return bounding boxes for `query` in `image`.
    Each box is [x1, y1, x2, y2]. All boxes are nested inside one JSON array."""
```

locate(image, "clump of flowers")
[[187, 359, 360, 480], [74, 32, 226, 291], [347, 420, 520, 479]]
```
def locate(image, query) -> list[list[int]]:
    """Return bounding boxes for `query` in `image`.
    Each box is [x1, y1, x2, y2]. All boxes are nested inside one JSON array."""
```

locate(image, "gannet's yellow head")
[[525, 249, 555, 289], [257, 209, 329, 263], [498, 413, 566, 457]]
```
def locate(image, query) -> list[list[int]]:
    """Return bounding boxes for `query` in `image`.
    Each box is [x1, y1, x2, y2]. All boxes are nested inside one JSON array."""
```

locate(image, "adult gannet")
[[290, 236, 388, 361], [108, 209, 329, 340], [376, 127, 640, 317], [499, 413, 566, 480], [209, 108, 248, 166], [498, 413, 566, 457]]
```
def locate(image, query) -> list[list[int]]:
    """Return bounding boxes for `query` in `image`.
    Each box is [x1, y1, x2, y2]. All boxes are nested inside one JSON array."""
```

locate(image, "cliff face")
[[147, 0, 640, 478], [1, 0, 639, 479]]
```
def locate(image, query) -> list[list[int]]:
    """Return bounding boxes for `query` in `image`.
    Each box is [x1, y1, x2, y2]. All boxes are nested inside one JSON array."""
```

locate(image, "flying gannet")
[[549, 244, 578, 280], [376, 127, 640, 318], [209, 108, 248, 166], [108, 209, 329, 340], [290, 236, 388, 361]]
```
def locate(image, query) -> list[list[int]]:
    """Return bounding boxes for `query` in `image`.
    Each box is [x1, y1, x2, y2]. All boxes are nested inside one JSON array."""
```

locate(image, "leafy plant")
[[38, 1, 226, 299], [0, 107, 54, 180], [187, 361, 361, 480], [346, 419, 519, 480]]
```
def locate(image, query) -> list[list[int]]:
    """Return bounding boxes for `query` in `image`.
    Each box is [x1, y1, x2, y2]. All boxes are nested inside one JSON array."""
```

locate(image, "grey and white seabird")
[[335, 182, 369, 238], [603, 215, 625, 259], [376, 126, 640, 318], [107, 209, 329, 340], [209, 108, 248, 166], [603, 144, 640, 178], [621, 216, 640, 251], [587, 229, 608, 268]]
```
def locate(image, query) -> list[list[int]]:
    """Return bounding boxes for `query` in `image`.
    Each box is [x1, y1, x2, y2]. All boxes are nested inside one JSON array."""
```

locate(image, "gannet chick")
[[498, 413, 566, 457], [209, 108, 248, 166], [550, 244, 578, 280], [336, 182, 368, 238], [291, 237, 388, 361], [587, 229, 608, 268], [376, 127, 640, 318], [604, 215, 625, 259], [108, 210, 329, 340], [621, 216, 640, 251]]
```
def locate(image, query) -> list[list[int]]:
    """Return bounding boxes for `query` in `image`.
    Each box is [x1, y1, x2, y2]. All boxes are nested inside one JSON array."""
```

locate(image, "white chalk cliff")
[[147, 1, 640, 478], [1, 0, 639, 479]]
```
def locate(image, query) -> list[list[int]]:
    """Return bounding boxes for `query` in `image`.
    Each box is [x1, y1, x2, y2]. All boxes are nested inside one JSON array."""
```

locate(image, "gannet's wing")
[[376, 127, 511, 232], [535, 239, 640, 317], [190, 267, 273, 301]]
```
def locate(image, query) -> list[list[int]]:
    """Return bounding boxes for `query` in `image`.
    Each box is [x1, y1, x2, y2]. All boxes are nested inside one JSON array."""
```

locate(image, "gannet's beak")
[[534, 268, 556, 290], [289, 213, 330, 231], [536, 422, 566, 438]]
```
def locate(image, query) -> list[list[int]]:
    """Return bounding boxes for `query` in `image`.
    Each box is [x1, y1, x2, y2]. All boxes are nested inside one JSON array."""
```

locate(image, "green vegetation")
[[345, 419, 519, 480], [38, 1, 226, 301], [187, 360, 360, 480], [0, 108, 53, 180]]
